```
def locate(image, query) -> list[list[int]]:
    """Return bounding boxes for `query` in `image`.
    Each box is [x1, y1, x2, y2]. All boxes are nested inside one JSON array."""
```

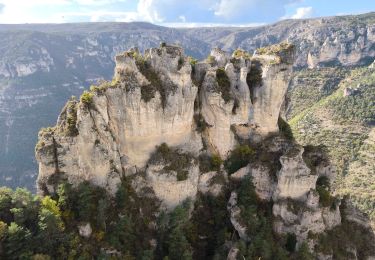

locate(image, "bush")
[[316, 186, 335, 208], [64, 100, 78, 136], [193, 114, 208, 133], [246, 63, 262, 103], [206, 55, 215, 65], [149, 143, 195, 181], [285, 233, 297, 252], [80, 91, 94, 106], [135, 55, 177, 109], [216, 68, 232, 103], [187, 56, 198, 66], [225, 145, 255, 174], [233, 49, 252, 59], [278, 117, 294, 140], [198, 154, 222, 173]]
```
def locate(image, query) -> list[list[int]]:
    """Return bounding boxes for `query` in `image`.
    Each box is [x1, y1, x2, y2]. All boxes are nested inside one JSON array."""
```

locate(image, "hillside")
[[288, 65, 375, 225]]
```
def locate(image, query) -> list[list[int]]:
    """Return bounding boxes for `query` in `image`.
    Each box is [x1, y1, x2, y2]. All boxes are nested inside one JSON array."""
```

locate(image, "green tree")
[[4, 222, 32, 259], [168, 227, 192, 260], [295, 242, 314, 260]]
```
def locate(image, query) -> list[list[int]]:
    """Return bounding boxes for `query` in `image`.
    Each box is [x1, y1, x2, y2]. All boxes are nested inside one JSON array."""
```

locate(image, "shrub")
[[198, 154, 222, 173], [149, 143, 195, 181], [64, 100, 78, 136], [187, 56, 198, 66], [216, 68, 232, 103], [285, 233, 297, 252], [225, 145, 255, 174], [135, 55, 177, 108], [178, 57, 184, 70], [206, 55, 215, 65], [80, 91, 94, 106], [316, 186, 335, 208], [233, 49, 251, 59], [176, 171, 189, 181], [211, 154, 223, 171], [278, 117, 294, 140], [193, 114, 208, 133], [246, 63, 262, 103], [316, 175, 335, 207]]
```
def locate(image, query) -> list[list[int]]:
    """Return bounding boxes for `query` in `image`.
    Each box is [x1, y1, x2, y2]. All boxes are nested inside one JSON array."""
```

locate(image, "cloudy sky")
[[0, 0, 373, 26]]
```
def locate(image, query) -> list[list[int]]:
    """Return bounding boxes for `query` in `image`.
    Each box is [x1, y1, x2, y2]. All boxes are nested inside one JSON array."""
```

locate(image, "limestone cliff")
[[36, 43, 294, 196], [35, 43, 375, 259]]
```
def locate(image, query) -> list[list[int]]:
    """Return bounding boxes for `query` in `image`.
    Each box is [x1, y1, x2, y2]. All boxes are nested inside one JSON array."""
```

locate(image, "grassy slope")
[[288, 66, 375, 225]]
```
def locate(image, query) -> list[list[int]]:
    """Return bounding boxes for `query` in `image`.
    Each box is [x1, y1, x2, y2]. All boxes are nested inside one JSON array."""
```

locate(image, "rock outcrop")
[[36, 43, 295, 198], [35, 43, 375, 259]]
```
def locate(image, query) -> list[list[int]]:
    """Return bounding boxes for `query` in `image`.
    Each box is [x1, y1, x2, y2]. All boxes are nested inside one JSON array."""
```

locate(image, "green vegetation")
[[316, 176, 335, 208], [327, 73, 375, 125], [256, 42, 295, 64], [0, 177, 161, 259], [59, 98, 79, 136], [286, 67, 349, 119], [135, 54, 177, 108], [178, 57, 184, 70], [149, 143, 195, 181], [89, 78, 119, 94], [246, 62, 262, 103], [193, 114, 209, 133], [234, 177, 306, 259], [224, 145, 255, 174], [278, 117, 294, 140], [215, 67, 232, 103], [206, 55, 216, 65], [198, 154, 223, 173], [315, 200, 375, 259], [187, 56, 198, 66], [232, 49, 252, 60], [80, 91, 94, 106]]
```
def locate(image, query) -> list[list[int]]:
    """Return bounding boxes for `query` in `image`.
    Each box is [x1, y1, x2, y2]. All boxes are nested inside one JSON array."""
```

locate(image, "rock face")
[[274, 147, 318, 201], [35, 43, 375, 258], [36, 43, 295, 199]]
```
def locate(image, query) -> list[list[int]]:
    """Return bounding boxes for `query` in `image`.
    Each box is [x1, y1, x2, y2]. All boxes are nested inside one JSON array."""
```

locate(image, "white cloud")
[[213, 0, 301, 21], [0, 0, 71, 23], [0, 0, 308, 24], [290, 6, 314, 19], [178, 15, 186, 23], [73, 0, 126, 5]]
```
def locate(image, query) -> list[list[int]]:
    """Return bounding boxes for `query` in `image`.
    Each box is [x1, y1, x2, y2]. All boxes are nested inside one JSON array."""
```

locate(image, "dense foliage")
[[215, 68, 232, 103]]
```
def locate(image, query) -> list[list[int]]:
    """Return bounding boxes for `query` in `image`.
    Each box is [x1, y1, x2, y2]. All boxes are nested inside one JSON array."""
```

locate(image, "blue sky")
[[0, 0, 373, 26]]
